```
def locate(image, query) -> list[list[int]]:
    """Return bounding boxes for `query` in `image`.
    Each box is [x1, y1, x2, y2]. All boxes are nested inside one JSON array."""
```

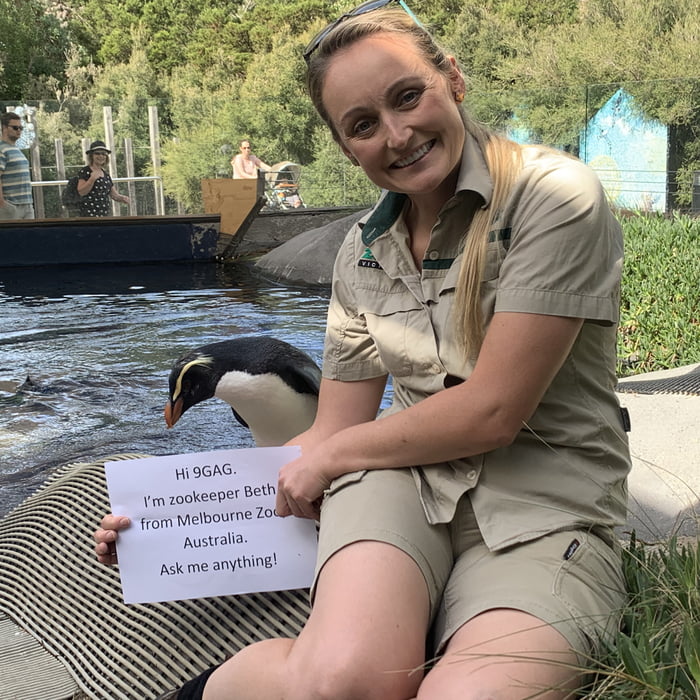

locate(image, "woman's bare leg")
[[203, 540, 430, 700], [416, 609, 581, 700]]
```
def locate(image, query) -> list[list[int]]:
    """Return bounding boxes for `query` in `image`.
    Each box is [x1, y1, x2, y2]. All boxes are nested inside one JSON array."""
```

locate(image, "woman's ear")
[[341, 146, 359, 166], [447, 56, 466, 103]]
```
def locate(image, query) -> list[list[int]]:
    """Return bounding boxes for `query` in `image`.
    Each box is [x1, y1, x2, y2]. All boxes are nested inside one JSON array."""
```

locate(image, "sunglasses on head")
[[303, 0, 421, 64]]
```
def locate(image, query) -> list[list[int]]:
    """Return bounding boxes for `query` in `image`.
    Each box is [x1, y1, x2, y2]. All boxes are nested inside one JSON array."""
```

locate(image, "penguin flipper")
[[231, 407, 249, 429]]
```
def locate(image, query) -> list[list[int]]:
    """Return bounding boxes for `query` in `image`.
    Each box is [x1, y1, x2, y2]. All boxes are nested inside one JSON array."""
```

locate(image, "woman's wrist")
[[320, 431, 358, 482]]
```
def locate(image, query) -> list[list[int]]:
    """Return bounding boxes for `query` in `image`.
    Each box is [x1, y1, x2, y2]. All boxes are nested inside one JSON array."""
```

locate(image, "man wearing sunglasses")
[[0, 112, 35, 220]]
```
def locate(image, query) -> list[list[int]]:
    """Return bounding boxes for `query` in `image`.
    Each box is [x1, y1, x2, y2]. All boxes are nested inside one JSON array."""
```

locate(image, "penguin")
[[164, 336, 321, 447]]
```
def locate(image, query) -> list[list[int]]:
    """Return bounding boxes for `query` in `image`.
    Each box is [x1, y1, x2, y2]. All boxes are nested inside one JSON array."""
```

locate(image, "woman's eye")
[[353, 119, 374, 136], [399, 89, 421, 107]]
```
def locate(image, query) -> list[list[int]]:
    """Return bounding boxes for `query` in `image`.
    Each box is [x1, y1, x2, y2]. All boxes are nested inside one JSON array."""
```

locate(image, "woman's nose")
[[384, 116, 411, 150]]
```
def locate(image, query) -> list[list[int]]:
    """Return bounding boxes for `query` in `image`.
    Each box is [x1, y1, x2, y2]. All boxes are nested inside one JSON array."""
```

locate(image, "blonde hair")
[[306, 8, 522, 359]]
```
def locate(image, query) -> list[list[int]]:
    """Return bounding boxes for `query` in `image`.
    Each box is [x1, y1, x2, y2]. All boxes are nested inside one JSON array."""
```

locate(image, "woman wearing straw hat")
[[77, 140, 130, 217]]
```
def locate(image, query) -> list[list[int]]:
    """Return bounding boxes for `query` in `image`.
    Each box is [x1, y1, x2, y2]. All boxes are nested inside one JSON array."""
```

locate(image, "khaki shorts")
[[314, 468, 627, 661], [0, 201, 34, 220]]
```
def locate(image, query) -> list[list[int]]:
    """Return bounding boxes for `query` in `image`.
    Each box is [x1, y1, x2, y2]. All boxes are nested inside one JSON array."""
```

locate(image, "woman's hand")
[[93, 514, 131, 565], [274, 377, 386, 520], [276, 443, 334, 521]]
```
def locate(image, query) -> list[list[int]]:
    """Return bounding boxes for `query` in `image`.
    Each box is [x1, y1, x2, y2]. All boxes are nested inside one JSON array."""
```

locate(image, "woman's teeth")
[[393, 141, 434, 168]]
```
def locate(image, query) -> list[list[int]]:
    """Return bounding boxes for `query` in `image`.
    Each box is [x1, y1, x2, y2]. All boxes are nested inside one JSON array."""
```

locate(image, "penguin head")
[[165, 353, 221, 428], [164, 337, 321, 446]]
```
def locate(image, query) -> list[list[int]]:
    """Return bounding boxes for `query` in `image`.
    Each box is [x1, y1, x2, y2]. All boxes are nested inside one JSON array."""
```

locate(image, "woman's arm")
[[276, 374, 386, 518], [110, 186, 129, 204], [276, 312, 582, 517], [253, 156, 271, 172], [76, 169, 98, 196]]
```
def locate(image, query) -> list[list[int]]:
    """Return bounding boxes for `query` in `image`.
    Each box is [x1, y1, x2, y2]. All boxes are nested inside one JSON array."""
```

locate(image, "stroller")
[[264, 162, 305, 210]]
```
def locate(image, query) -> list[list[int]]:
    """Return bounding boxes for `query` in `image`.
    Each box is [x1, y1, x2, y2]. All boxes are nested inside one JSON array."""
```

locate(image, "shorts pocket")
[[553, 532, 627, 646], [323, 470, 368, 498]]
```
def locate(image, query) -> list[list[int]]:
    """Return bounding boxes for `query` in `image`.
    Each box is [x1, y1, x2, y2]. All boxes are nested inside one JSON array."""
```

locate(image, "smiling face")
[[89, 150, 109, 166], [321, 33, 466, 204]]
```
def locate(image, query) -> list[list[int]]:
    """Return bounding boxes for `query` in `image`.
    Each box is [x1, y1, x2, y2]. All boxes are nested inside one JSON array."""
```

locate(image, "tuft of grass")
[[618, 213, 700, 377], [609, 213, 699, 697], [581, 533, 700, 698]]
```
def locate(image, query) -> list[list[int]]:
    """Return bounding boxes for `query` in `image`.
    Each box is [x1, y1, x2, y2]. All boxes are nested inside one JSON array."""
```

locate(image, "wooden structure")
[[0, 215, 221, 267], [201, 176, 266, 258], [0, 178, 265, 267]]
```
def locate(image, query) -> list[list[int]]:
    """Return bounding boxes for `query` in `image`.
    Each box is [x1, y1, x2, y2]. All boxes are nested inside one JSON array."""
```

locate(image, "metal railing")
[[30, 175, 165, 218]]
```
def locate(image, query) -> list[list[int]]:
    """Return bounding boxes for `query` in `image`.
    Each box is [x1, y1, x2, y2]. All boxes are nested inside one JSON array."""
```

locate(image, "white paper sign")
[[104, 447, 318, 604]]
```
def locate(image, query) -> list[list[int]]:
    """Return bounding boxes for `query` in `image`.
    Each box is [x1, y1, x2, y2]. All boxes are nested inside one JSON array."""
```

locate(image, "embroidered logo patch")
[[358, 247, 382, 269]]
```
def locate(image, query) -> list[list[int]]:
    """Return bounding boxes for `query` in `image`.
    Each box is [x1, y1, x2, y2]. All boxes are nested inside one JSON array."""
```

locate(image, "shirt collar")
[[454, 130, 493, 208]]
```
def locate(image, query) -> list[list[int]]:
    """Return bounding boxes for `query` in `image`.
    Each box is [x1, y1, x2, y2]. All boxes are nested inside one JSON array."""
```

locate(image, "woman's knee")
[[286, 650, 423, 700]]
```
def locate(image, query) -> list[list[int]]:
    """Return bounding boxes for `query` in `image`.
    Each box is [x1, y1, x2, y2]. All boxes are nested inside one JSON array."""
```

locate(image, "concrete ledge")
[[617, 365, 700, 541]]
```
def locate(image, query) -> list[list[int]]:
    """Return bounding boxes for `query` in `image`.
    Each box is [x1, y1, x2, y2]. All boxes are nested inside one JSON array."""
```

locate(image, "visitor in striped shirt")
[[0, 112, 35, 220]]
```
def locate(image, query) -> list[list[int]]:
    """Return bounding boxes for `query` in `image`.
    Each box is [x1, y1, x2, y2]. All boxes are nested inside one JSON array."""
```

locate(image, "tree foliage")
[[0, 0, 73, 99], [4, 0, 700, 208], [302, 127, 379, 207]]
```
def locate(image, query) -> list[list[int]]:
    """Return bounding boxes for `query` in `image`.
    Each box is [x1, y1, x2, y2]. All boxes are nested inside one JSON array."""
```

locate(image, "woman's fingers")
[[276, 492, 321, 521], [93, 515, 131, 565], [99, 514, 130, 531]]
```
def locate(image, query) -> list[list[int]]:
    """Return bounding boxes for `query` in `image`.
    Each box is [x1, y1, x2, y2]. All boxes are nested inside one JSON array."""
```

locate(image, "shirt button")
[[466, 470, 477, 481], [428, 250, 440, 260]]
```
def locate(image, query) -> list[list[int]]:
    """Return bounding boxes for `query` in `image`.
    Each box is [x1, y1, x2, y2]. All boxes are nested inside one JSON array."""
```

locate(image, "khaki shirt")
[[323, 135, 631, 551]]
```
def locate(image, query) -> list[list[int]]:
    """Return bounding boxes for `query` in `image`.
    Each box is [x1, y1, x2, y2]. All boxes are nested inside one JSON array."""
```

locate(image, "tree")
[[0, 0, 72, 99], [227, 33, 321, 166], [498, 0, 700, 202], [159, 63, 244, 210], [302, 127, 379, 207]]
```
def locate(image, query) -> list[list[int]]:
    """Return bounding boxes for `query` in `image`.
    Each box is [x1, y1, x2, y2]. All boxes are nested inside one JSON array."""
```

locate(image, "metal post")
[[148, 105, 165, 215], [103, 106, 119, 216], [124, 138, 137, 215], [55, 139, 67, 218]]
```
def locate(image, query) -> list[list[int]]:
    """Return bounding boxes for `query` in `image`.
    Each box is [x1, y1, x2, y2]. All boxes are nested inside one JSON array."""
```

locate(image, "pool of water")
[[0, 262, 330, 518]]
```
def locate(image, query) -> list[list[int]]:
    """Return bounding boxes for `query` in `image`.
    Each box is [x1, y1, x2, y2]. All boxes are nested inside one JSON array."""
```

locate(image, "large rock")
[[255, 209, 369, 285]]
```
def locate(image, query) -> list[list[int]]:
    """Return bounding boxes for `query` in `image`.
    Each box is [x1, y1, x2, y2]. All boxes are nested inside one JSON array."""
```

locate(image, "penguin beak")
[[164, 397, 184, 428]]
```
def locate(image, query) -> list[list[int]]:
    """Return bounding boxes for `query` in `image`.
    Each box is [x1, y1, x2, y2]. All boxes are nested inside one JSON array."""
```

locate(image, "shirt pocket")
[[483, 240, 506, 282], [435, 244, 504, 302], [356, 292, 426, 378]]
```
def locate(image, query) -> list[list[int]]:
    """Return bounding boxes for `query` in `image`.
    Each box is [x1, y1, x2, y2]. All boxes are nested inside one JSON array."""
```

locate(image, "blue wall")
[[580, 89, 667, 212]]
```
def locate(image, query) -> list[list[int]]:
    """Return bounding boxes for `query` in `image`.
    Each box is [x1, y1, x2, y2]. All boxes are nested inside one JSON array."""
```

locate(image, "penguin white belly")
[[214, 371, 318, 447]]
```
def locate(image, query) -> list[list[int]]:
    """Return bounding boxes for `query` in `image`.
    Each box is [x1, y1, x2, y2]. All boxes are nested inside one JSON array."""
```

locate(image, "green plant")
[[582, 534, 700, 698], [618, 213, 700, 376]]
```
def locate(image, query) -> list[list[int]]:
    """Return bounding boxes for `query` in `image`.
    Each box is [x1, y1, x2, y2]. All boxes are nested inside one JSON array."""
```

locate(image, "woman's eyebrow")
[[337, 76, 423, 126]]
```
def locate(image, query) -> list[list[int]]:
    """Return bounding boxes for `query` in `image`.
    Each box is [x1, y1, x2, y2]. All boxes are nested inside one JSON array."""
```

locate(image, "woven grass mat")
[[617, 364, 700, 396], [0, 610, 81, 700], [0, 454, 311, 700]]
